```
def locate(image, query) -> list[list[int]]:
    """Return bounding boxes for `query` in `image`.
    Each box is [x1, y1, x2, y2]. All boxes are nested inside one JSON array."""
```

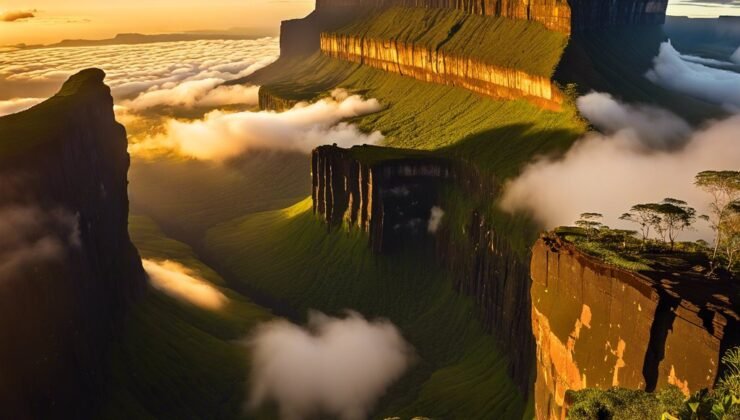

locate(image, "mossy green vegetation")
[[129, 150, 310, 241], [204, 198, 525, 419], [100, 215, 273, 419], [567, 346, 740, 420], [553, 225, 716, 274], [333, 6, 569, 77]]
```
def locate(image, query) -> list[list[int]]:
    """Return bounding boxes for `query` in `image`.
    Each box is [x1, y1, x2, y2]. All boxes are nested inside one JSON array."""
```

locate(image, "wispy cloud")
[[1, 10, 35, 22], [646, 41, 740, 111], [130, 89, 384, 161], [0, 205, 80, 279], [501, 93, 740, 241], [143, 259, 228, 310]]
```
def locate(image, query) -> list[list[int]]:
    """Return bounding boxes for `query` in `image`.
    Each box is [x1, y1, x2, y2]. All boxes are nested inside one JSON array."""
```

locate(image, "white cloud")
[[119, 79, 260, 111], [0, 97, 44, 117], [577, 92, 691, 149], [732, 46, 740, 64], [0, 205, 80, 278], [248, 311, 413, 420], [0, 38, 278, 109], [130, 89, 384, 161], [501, 95, 740, 242], [427, 206, 445, 233], [142, 259, 228, 310], [646, 41, 740, 111]]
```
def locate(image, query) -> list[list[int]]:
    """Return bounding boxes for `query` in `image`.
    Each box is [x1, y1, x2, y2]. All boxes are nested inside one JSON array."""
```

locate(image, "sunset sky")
[[0, 0, 737, 46], [0, 0, 314, 45]]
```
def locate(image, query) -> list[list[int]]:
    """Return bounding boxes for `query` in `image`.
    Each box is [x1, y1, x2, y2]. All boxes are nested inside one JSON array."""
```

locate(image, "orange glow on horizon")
[[0, 0, 314, 46]]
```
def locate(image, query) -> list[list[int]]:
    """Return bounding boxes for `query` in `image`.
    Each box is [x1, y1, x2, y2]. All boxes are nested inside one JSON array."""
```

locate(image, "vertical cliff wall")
[[315, 0, 572, 32], [0, 69, 146, 419], [530, 236, 739, 420], [312, 145, 453, 253], [320, 33, 564, 110], [312, 145, 536, 391]]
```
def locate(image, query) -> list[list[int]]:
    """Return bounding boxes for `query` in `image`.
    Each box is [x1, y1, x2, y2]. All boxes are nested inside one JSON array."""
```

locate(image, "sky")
[[0, 0, 314, 45], [0, 0, 737, 46]]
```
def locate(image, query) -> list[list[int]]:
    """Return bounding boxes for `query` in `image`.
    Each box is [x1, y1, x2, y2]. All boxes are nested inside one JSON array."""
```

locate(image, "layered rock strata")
[[530, 235, 739, 420], [320, 33, 564, 110], [312, 145, 536, 392]]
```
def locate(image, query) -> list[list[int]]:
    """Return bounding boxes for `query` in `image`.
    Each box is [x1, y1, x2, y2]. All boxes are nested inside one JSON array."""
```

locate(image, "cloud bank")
[[0, 97, 44, 117], [501, 93, 740, 241], [0, 205, 80, 279], [577, 92, 691, 149], [1, 10, 35, 22], [0, 38, 278, 109], [732, 46, 740, 64], [646, 41, 740, 111], [142, 259, 228, 310], [130, 89, 384, 160], [248, 311, 413, 420]]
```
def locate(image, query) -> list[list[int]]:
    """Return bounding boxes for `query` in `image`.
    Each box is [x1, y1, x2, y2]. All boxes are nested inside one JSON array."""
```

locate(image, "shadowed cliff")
[[0, 69, 146, 419]]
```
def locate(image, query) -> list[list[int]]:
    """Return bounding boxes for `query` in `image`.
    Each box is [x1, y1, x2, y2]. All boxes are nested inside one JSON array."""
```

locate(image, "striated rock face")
[[312, 145, 453, 253], [530, 236, 739, 420], [258, 87, 301, 111], [569, 0, 668, 31], [435, 207, 536, 392], [281, 1, 669, 56], [312, 145, 536, 391], [320, 33, 564, 110], [316, 0, 572, 32], [314, 0, 667, 33], [0, 69, 146, 419]]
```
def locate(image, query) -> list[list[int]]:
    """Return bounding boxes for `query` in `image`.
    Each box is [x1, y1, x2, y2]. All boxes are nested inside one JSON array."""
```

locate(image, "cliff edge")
[[0, 69, 147, 419], [530, 235, 739, 419]]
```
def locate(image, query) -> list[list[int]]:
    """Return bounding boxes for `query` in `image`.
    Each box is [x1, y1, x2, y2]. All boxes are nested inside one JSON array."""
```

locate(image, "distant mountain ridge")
[[6, 28, 277, 50]]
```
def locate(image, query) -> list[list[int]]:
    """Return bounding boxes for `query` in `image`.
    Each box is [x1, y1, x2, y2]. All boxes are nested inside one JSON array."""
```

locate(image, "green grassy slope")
[[129, 150, 310, 241], [204, 198, 526, 419], [100, 215, 273, 420], [251, 53, 585, 177], [333, 6, 568, 77]]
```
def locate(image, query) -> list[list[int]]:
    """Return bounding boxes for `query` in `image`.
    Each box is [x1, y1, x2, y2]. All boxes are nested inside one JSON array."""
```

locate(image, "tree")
[[620, 205, 662, 245], [575, 213, 604, 241], [695, 171, 740, 262], [719, 201, 739, 271], [654, 198, 697, 250]]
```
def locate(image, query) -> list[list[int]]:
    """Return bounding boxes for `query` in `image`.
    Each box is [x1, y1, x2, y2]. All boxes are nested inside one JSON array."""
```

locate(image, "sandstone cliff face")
[[312, 145, 536, 391], [530, 236, 738, 420], [314, 0, 668, 33], [0, 69, 146, 419], [320, 33, 564, 110], [316, 0, 571, 33]]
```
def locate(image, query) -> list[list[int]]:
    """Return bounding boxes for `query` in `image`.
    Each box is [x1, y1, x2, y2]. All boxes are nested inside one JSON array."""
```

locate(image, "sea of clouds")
[[0, 38, 385, 160], [501, 42, 740, 242], [0, 38, 279, 113]]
